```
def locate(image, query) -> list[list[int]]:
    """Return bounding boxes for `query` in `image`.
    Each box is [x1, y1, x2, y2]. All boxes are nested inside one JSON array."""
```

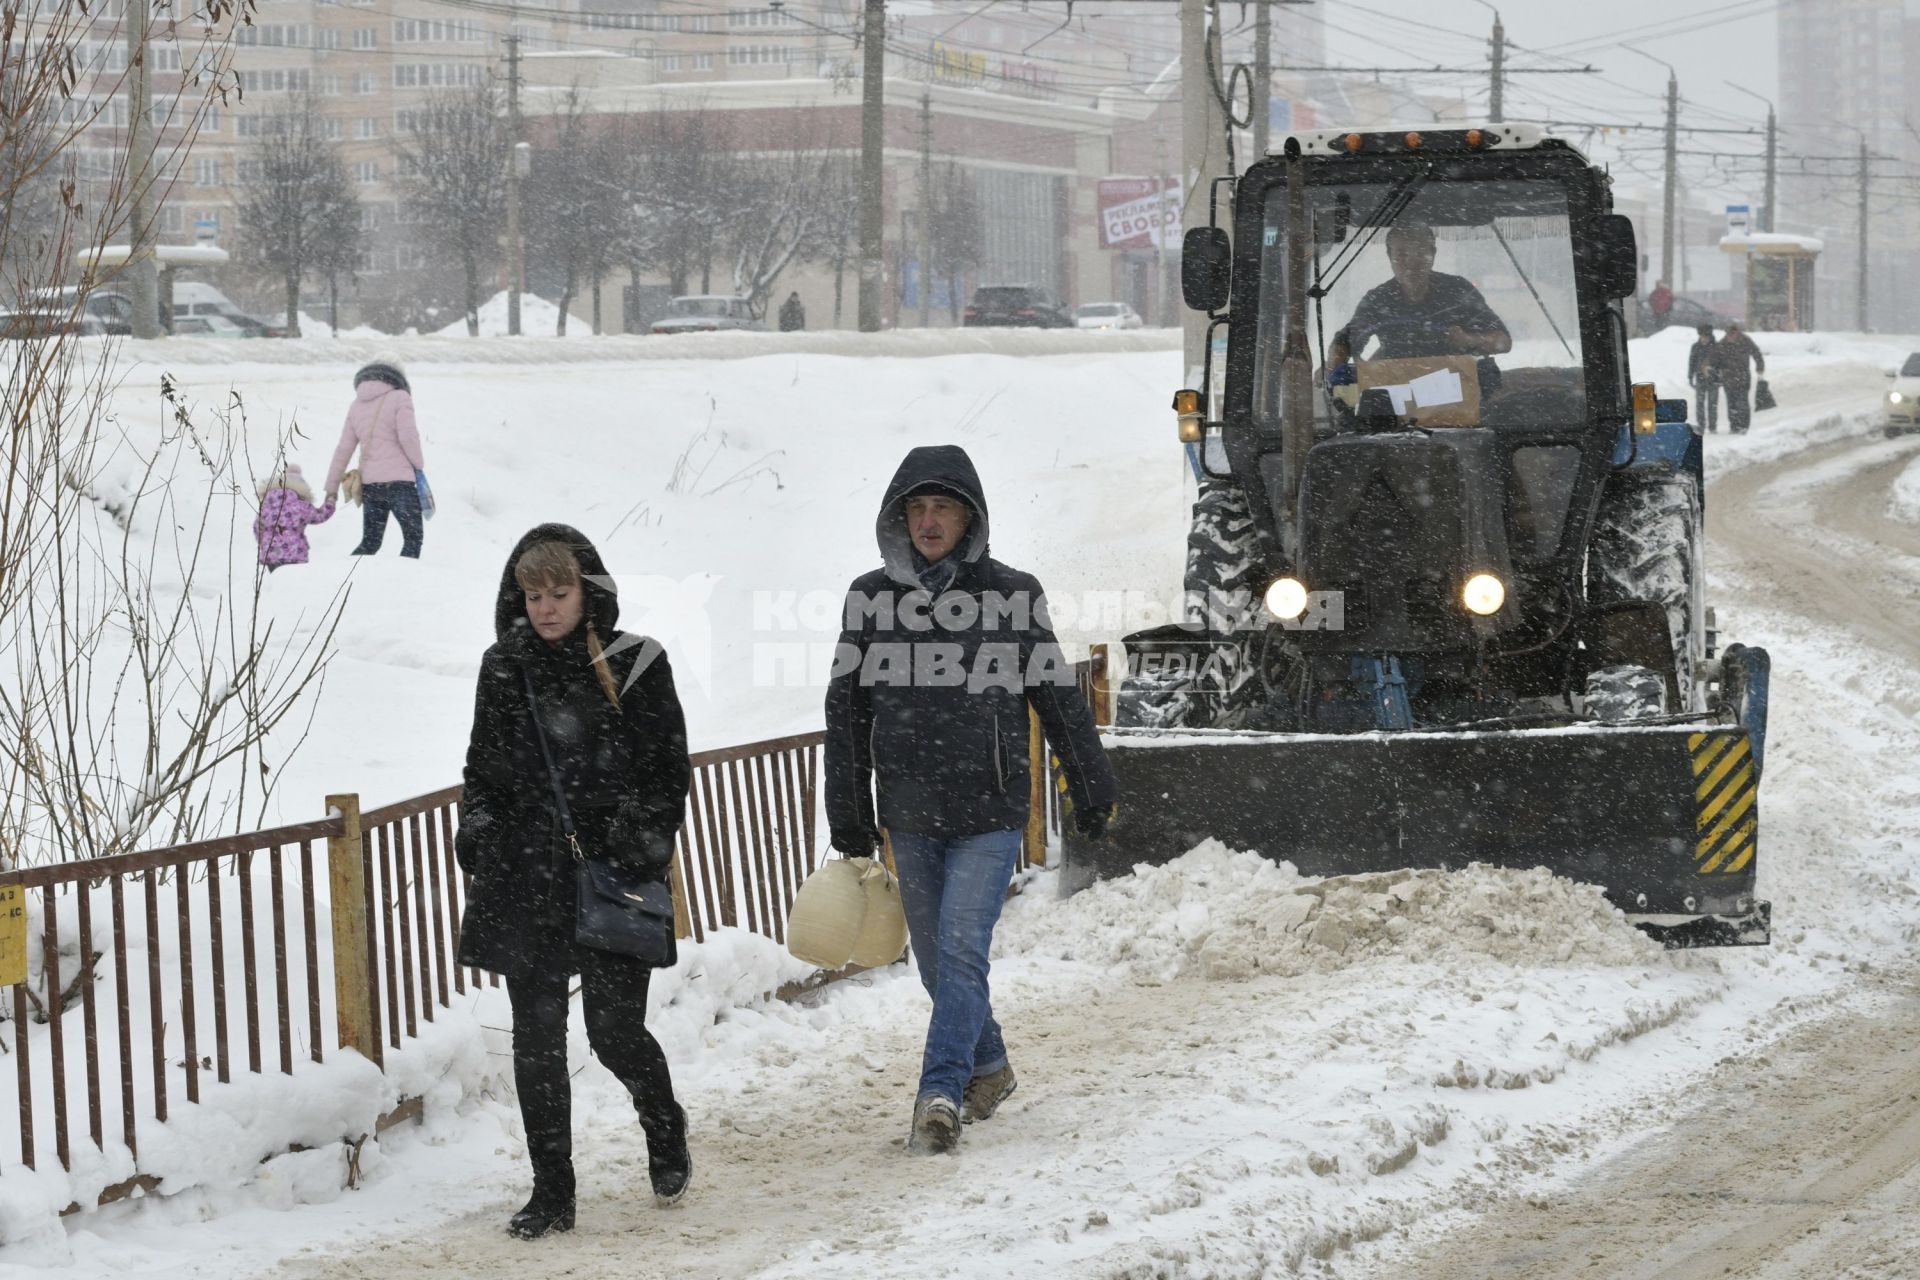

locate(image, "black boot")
[[507, 1159, 575, 1239], [640, 1100, 692, 1206]]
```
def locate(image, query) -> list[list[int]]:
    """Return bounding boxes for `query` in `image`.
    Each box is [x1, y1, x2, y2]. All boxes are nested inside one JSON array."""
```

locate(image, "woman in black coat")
[[455, 523, 693, 1239]]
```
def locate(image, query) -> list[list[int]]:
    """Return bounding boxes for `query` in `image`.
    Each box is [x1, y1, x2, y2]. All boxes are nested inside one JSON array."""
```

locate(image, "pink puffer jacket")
[[325, 381, 424, 493]]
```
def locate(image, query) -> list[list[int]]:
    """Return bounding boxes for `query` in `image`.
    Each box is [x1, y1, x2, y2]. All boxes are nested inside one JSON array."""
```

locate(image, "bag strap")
[[521, 667, 585, 863]]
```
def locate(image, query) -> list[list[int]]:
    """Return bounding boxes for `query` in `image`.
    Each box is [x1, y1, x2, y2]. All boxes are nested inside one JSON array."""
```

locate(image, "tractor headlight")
[[1265, 576, 1309, 620], [1462, 573, 1506, 616], [1891, 391, 1905, 403]]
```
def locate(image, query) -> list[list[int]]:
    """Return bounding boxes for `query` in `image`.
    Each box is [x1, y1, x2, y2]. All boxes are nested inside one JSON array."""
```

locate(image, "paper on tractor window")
[[1409, 367, 1465, 408], [1381, 383, 1414, 414]]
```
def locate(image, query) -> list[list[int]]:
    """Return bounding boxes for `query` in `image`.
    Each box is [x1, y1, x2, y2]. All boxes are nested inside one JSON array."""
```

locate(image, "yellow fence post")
[[1024, 709, 1046, 866], [325, 793, 377, 1066], [1091, 642, 1113, 728]]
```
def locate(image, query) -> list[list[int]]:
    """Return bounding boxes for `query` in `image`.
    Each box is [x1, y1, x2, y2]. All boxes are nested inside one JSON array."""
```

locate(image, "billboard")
[[1097, 177, 1183, 251]]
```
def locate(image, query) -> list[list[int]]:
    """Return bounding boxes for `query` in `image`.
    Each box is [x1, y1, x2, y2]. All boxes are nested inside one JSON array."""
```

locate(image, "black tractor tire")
[[1587, 475, 1705, 711], [1117, 481, 1281, 731]]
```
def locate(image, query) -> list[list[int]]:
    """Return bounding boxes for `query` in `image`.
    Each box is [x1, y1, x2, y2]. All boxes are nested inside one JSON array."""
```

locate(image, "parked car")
[[1885, 352, 1920, 436], [1073, 301, 1143, 331], [169, 283, 289, 337], [173, 314, 256, 338], [32, 286, 139, 335], [963, 284, 1072, 328], [0, 309, 79, 340], [649, 295, 763, 334]]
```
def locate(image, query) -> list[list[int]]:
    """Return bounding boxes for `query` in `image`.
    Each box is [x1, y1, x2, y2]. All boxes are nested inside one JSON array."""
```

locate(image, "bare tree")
[[725, 132, 851, 316], [929, 162, 983, 325], [232, 98, 361, 339], [623, 101, 740, 297], [1, 6, 347, 1037], [309, 175, 363, 337], [397, 79, 509, 336]]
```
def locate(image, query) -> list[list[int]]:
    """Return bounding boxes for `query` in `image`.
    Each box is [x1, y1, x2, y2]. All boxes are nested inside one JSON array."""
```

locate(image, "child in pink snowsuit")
[[254, 464, 336, 570]]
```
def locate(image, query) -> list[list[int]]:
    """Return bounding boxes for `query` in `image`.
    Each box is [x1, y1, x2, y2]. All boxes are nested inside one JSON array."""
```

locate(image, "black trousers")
[[354, 480, 423, 558], [1724, 380, 1753, 434], [1694, 380, 1720, 431], [506, 947, 679, 1184]]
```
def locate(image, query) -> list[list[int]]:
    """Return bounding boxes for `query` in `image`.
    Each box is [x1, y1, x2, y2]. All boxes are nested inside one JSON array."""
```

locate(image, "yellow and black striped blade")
[[1690, 731, 1757, 874]]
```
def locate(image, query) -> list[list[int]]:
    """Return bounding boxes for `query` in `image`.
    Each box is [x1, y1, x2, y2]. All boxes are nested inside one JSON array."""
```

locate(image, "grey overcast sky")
[[1322, 0, 1779, 133]]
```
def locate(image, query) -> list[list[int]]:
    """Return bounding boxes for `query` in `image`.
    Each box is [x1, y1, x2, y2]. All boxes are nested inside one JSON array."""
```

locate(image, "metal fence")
[[1, 684, 1099, 1211]]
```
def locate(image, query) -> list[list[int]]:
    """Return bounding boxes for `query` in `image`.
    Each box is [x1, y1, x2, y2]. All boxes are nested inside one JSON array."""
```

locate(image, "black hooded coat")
[[824, 446, 1117, 845], [454, 524, 691, 974]]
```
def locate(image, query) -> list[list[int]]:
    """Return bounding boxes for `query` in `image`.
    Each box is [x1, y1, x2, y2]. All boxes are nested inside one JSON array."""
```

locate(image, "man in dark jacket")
[[778, 291, 806, 332], [1687, 325, 1720, 432], [1708, 321, 1766, 434], [826, 445, 1119, 1155], [455, 523, 693, 1237]]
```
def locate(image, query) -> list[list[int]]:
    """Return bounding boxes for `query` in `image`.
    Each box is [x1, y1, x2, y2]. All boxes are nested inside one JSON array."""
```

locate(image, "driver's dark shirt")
[[1343, 271, 1506, 360]]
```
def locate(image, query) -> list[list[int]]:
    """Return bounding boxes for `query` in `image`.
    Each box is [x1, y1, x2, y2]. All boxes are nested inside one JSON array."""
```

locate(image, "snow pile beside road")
[[1889, 451, 1920, 523], [999, 844, 1659, 986], [433, 291, 593, 338]]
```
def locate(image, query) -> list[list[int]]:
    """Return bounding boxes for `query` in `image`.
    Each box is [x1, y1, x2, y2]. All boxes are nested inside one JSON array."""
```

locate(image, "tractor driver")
[[1329, 221, 1511, 368]]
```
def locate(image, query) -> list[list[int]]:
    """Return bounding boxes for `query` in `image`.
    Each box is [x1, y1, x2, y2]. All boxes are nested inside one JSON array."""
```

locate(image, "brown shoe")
[[961, 1064, 1017, 1124]]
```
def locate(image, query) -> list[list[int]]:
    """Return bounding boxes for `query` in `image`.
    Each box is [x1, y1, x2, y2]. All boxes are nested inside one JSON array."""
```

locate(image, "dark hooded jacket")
[[824, 446, 1117, 844], [454, 524, 691, 974]]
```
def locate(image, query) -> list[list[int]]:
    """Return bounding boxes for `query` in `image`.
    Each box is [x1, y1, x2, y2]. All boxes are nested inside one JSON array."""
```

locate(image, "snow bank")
[[433, 290, 593, 339], [997, 844, 1661, 986], [1889, 451, 1920, 523]]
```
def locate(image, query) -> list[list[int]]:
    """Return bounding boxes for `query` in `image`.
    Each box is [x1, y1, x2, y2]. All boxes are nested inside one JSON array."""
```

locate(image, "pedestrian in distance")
[[324, 360, 427, 558], [455, 524, 694, 1239], [778, 290, 807, 332], [1708, 321, 1766, 434], [253, 463, 335, 571], [825, 445, 1119, 1156], [1687, 324, 1721, 432], [1648, 279, 1675, 330]]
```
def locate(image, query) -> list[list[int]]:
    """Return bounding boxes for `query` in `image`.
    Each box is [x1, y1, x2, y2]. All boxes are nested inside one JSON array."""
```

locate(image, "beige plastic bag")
[[787, 857, 906, 970]]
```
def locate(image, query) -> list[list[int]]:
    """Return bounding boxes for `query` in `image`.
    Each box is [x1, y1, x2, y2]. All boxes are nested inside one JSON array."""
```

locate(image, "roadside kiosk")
[[1718, 232, 1821, 332]]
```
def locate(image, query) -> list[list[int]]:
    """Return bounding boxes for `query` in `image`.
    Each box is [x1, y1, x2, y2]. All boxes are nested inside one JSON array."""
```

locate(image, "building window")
[[316, 29, 340, 50], [353, 160, 380, 184], [354, 71, 377, 94], [322, 116, 344, 141], [356, 118, 378, 139], [317, 75, 341, 95], [202, 105, 221, 133], [194, 156, 221, 185], [352, 26, 377, 49], [235, 158, 261, 182], [159, 205, 183, 232]]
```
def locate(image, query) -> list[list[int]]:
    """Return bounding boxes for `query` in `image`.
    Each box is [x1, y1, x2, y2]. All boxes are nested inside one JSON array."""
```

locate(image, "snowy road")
[[1344, 398, 1920, 1278]]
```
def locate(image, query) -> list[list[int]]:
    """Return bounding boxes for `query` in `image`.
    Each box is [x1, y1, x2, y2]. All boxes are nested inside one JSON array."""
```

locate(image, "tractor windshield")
[[1253, 175, 1588, 434]]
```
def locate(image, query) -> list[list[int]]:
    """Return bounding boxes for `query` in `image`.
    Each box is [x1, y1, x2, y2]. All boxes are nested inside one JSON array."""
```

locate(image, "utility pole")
[[1761, 103, 1776, 232], [125, 0, 161, 338], [505, 33, 523, 337], [1252, 0, 1272, 158], [1661, 71, 1678, 289], [1181, 0, 1228, 381], [919, 90, 932, 328], [1858, 136, 1870, 331], [857, 0, 887, 332], [1488, 10, 1505, 124]]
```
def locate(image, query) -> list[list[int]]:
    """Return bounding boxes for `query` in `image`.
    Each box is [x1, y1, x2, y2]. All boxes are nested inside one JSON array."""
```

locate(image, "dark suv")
[[963, 284, 1072, 328]]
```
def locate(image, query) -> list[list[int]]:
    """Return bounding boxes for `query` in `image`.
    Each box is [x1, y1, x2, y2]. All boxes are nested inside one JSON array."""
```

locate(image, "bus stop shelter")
[[1719, 232, 1821, 332], [76, 243, 231, 332]]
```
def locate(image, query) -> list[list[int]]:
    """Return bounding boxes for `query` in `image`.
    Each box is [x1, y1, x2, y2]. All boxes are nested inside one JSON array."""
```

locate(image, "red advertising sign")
[[1098, 177, 1183, 251]]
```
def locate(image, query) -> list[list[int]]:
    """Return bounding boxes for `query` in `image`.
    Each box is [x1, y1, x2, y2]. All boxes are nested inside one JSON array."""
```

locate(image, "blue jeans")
[[888, 828, 1022, 1107], [354, 480, 423, 558]]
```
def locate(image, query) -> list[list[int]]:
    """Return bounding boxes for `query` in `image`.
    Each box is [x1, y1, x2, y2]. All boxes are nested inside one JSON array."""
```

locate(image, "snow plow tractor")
[[1064, 126, 1773, 948]]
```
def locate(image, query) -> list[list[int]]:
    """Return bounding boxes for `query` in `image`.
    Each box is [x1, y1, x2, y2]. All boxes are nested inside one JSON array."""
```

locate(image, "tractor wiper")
[[1309, 160, 1438, 302], [1491, 219, 1576, 361]]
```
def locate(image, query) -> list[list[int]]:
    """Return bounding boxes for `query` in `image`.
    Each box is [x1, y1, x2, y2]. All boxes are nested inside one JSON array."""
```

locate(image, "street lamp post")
[[1725, 81, 1776, 233], [1624, 46, 1680, 290]]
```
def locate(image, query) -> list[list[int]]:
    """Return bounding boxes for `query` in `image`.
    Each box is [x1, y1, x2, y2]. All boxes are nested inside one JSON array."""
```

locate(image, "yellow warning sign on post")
[[0, 885, 27, 988]]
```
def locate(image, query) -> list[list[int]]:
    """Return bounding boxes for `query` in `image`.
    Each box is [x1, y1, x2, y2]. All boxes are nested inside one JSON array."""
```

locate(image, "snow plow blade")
[[1060, 723, 1769, 949]]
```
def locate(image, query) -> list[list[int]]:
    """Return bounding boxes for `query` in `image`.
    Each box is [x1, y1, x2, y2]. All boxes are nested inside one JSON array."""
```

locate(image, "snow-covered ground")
[[4, 327, 1917, 1276]]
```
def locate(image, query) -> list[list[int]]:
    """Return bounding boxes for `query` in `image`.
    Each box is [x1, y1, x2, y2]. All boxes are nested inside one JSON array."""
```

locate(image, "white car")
[[173, 314, 255, 338], [650, 295, 764, 335], [1887, 353, 1920, 436], [1074, 302, 1144, 331]]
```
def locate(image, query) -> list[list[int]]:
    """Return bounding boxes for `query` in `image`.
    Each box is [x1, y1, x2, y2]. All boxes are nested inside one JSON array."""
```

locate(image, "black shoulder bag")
[[522, 668, 678, 967]]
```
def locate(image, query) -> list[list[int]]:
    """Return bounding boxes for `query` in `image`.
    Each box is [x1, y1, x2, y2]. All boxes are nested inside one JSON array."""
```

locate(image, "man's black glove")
[[832, 827, 880, 859], [1073, 804, 1115, 841]]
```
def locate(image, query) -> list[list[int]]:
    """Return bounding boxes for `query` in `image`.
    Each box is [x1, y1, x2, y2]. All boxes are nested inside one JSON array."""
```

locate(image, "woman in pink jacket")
[[325, 360, 428, 558]]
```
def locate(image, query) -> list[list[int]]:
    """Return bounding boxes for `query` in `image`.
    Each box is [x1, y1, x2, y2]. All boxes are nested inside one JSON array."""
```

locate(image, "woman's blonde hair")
[[515, 541, 620, 707]]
